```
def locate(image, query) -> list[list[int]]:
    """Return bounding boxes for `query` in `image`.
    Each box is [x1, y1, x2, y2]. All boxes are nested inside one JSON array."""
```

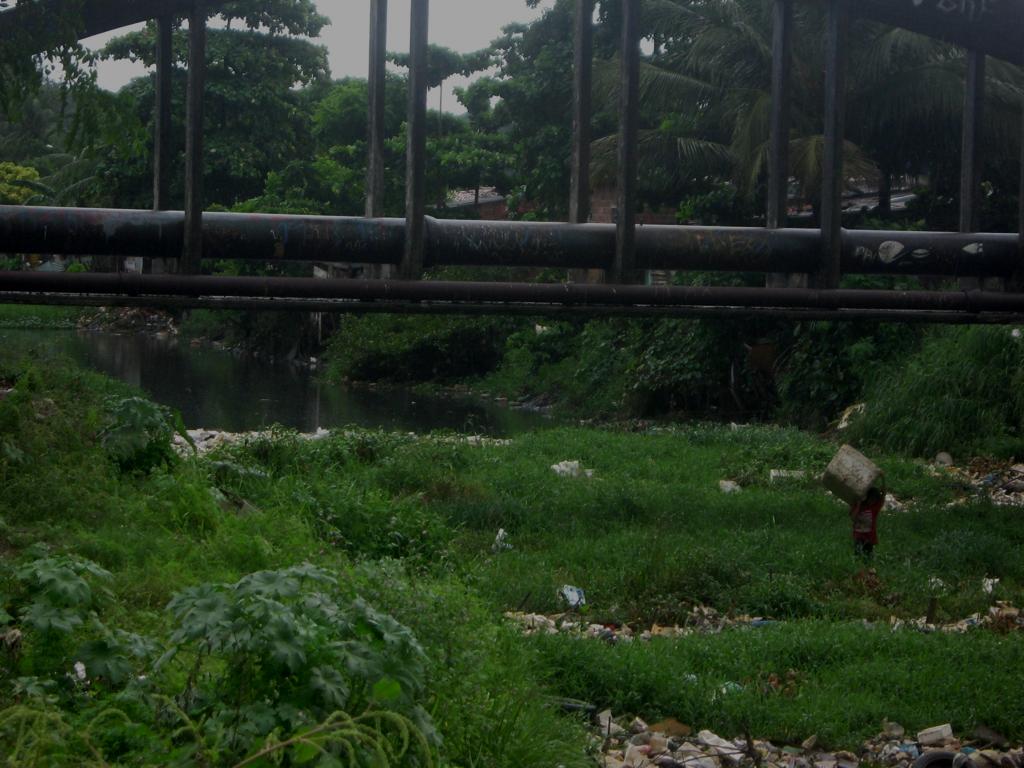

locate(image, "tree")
[[456, 1, 580, 219], [98, 0, 331, 208], [312, 75, 407, 151], [0, 79, 113, 206], [0, 85, 70, 163], [430, 131, 515, 206], [0, 1, 99, 135], [597, 0, 1023, 225], [388, 44, 493, 119]]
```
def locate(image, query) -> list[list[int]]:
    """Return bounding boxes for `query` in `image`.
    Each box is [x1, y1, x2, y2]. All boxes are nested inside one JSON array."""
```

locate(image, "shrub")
[[481, 320, 631, 410], [99, 396, 185, 474], [848, 325, 1024, 457], [326, 315, 520, 383], [158, 564, 436, 760], [676, 183, 757, 226], [628, 318, 763, 415], [0, 162, 40, 205], [2, 552, 150, 694], [774, 320, 920, 428], [1, 558, 438, 765]]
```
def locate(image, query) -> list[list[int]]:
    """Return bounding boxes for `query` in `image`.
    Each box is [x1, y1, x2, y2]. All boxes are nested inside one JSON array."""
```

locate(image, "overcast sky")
[[84, 0, 555, 114]]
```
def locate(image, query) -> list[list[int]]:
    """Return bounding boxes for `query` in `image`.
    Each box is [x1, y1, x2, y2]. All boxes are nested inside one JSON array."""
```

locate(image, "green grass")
[[0, 304, 82, 330], [354, 425, 1020, 624], [203, 417, 1024, 746], [0, 348, 1022, 761], [532, 622, 1024, 747]]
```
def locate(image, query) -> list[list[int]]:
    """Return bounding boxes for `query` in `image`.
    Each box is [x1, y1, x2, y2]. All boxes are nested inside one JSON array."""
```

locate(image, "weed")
[[850, 326, 1024, 457]]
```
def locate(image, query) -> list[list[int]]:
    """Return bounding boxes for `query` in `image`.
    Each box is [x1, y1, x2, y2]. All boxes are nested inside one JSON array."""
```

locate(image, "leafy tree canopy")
[[388, 45, 494, 90], [0, 161, 40, 205], [97, 0, 331, 208]]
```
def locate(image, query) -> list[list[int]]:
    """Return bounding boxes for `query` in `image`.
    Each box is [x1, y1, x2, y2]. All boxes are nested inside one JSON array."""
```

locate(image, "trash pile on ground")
[[888, 601, 1022, 634], [173, 428, 513, 456], [78, 307, 177, 335], [594, 715, 1024, 768], [504, 604, 773, 643], [506, 599, 1022, 642], [936, 459, 1024, 507], [173, 428, 332, 455], [456, 434, 513, 447]]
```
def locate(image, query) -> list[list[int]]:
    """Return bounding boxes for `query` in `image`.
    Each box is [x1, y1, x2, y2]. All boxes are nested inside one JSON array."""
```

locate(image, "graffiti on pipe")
[[854, 241, 933, 269], [913, 0, 1000, 23]]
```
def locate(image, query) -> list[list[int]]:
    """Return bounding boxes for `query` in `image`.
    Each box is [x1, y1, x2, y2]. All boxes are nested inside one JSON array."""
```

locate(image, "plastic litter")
[[884, 493, 908, 512], [491, 528, 512, 553], [551, 460, 595, 479], [899, 744, 921, 758], [918, 724, 954, 747], [717, 681, 744, 696], [770, 469, 807, 483], [560, 584, 587, 609]]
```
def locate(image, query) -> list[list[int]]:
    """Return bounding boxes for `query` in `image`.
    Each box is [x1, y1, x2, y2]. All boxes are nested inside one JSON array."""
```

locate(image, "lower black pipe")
[[2, 272, 1024, 317]]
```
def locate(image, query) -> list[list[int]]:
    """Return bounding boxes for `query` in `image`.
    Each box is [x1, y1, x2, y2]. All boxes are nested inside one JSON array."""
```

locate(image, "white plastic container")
[[822, 444, 881, 504]]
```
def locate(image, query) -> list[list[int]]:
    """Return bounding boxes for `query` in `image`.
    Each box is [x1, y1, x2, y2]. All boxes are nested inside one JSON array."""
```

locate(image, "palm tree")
[[592, 0, 1023, 221], [18, 149, 99, 206]]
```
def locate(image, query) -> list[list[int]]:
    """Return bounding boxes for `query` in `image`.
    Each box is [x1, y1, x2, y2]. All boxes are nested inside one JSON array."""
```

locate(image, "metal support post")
[[819, 0, 847, 289], [366, 0, 389, 279], [366, 0, 387, 220], [153, 14, 173, 212], [614, 0, 639, 283], [182, 1, 206, 276], [569, 0, 593, 226], [767, 0, 805, 288], [569, 0, 595, 283], [960, 51, 985, 235], [1017, 100, 1024, 291], [401, 0, 429, 280], [959, 51, 1002, 289], [150, 13, 175, 275], [766, 0, 791, 232]]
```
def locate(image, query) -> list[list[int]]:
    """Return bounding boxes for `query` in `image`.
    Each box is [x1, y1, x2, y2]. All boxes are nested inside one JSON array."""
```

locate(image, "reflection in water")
[[1, 329, 552, 436]]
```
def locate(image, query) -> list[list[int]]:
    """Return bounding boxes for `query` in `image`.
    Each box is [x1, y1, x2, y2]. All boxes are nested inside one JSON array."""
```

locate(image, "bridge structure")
[[2, 0, 1024, 322]]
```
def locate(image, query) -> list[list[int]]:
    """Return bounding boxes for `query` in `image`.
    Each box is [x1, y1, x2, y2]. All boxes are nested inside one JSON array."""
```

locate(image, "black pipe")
[[1, 206, 1017, 276], [2, 272, 1024, 314], [0, 291, 1019, 324]]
